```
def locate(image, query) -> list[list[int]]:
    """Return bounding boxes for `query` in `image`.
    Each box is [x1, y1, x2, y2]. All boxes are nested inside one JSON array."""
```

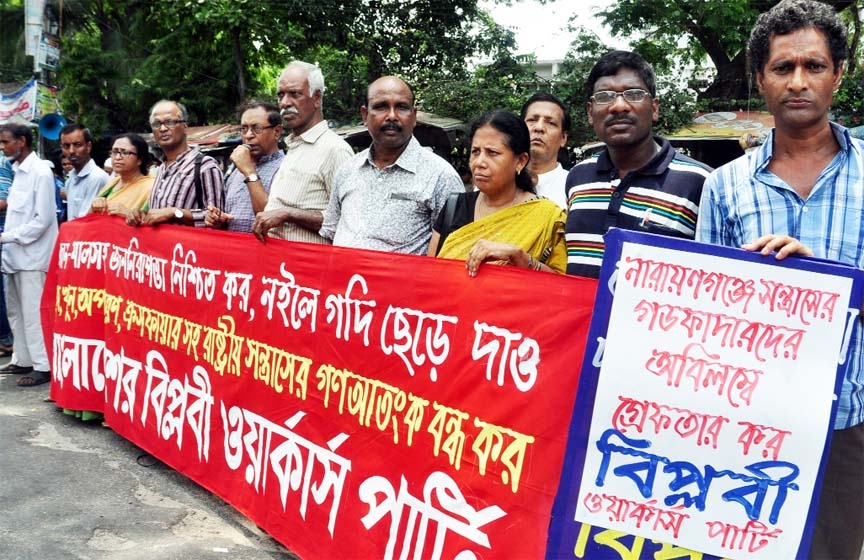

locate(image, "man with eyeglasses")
[[251, 61, 353, 244], [60, 123, 109, 220], [127, 99, 223, 227], [564, 50, 711, 278], [205, 101, 284, 233]]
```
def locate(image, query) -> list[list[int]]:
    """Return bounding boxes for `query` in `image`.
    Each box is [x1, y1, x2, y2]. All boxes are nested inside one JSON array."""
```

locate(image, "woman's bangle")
[[527, 254, 536, 270]]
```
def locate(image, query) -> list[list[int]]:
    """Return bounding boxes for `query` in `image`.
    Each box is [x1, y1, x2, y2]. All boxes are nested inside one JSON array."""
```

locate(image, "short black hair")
[[521, 92, 571, 133], [60, 122, 93, 143], [469, 110, 534, 193], [586, 50, 656, 98], [239, 100, 282, 127], [112, 133, 152, 175], [748, 0, 847, 75], [0, 123, 33, 148]]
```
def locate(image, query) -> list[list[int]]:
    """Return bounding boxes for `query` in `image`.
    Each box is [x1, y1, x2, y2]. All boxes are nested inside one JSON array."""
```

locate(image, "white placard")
[[574, 241, 855, 559]]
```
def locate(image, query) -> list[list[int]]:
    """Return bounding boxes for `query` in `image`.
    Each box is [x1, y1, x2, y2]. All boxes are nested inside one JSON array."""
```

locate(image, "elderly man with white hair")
[[251, 60, 354, 244]]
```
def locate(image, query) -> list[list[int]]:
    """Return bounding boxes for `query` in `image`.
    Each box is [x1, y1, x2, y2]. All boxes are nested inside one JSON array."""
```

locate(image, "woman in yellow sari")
[[90, 133, 153, 219], [428, 110, 566, 275]]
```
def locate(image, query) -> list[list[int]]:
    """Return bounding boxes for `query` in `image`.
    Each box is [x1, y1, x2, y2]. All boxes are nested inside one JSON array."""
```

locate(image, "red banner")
[[43, 216, 597, 559]]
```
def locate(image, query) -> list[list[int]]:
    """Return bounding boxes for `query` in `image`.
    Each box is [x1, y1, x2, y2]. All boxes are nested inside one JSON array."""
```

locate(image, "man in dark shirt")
[[565, 50, 711, 278]]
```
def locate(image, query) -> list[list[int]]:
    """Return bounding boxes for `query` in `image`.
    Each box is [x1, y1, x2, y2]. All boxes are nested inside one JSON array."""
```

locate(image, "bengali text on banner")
[[42, 215, 598, 559]]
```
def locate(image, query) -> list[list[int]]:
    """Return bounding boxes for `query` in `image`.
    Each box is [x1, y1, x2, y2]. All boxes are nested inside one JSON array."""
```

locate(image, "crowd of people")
[[0, 0, 861, 557]]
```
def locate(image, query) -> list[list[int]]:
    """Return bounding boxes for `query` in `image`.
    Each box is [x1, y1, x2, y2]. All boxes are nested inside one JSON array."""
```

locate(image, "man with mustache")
[[59, 123, 109, 220], [320, 76, 463, 254], [204, 101, 284, 233], [564, 50, 711, 278], [251, 61, 353, 244], [522, 92, 570, 210], [697, 2, 864, 557]]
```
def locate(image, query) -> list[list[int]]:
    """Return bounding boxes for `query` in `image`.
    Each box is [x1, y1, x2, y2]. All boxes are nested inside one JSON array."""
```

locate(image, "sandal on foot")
[[17, 370, 51, 387], [0, 363, 32, 375]]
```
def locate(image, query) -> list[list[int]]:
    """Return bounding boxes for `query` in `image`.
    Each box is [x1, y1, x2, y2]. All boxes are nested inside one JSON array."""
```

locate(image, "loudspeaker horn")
[[39, 113, 68, 141]]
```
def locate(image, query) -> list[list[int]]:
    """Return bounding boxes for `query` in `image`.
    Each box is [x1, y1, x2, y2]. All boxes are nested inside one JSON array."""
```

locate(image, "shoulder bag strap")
[[435, 191, 461, 256], [193, 151, 204, 209]]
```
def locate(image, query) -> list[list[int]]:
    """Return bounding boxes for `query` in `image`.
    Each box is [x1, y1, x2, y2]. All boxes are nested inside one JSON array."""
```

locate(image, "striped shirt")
[[223, 150, 284, 233], [148, 148, 224, 227], [565, 137, 711, 278], [696, 124, 864, 429], [264, 120, 354, 244]]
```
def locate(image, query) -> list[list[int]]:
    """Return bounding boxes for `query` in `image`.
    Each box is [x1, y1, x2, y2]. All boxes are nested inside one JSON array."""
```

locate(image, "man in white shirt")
[[521, 92, 570, 209], [60, 123, 109, 220], [0, 123, 58, 386]]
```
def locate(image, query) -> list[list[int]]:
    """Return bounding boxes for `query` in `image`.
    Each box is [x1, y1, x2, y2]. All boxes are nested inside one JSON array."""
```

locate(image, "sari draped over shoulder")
[[438, 197, 567, 273], [98, 174, 154, 211]]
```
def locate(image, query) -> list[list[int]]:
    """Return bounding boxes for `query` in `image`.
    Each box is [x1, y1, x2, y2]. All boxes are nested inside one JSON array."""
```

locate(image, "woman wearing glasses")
[[89, 133, 154, 219], [429, 110, 567, 276]]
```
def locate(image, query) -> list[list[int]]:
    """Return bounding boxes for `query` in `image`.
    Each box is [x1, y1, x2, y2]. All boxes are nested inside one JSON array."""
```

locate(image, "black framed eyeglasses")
[[590, 89, 651, 105], [240, 124, 277, 135], [150, 119, 186, 129]]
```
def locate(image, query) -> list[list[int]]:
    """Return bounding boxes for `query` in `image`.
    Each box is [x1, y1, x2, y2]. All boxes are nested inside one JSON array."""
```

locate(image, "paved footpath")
[[0, 357, 298, 560], [3, 358, 862, 560]]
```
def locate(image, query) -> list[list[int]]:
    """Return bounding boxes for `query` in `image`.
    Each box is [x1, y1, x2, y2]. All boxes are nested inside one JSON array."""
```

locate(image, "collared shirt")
[[696, 123, 864, 430], [320, 136, 464, 255], [264, 120, 353, 244], [66, 158, 109, 220], [223, 150, 284, 233], [0, 155, 12, 229], [565, 136, 711, 278], [534, 163, 569, 210], [0, 152, 58, 273], [149, 148, 224, 226]]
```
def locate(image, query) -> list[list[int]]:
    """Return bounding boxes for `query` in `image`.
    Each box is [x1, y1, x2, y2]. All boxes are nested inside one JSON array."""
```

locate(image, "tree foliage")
[[0, 0, 30, 83], [42, 0, 518, 133], [5, 0, 864, 149], [598, 0, 855, 101]]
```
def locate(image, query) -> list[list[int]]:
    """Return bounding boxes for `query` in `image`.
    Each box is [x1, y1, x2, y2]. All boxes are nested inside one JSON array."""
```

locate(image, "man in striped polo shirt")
[[564, 50, 712, 278]]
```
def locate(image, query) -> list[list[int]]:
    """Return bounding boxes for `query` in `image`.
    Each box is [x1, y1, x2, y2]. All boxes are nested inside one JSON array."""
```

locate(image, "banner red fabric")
[[43, 216, 597, 559]]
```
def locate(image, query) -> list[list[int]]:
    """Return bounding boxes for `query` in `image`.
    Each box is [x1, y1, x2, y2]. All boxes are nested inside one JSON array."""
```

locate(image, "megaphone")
[[39, 113, 68, 141]]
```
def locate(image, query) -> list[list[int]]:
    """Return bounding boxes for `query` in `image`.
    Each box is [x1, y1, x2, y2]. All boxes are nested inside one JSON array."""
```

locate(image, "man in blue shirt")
[[696, 1, 864, 557], [60, 123, 109, 220]]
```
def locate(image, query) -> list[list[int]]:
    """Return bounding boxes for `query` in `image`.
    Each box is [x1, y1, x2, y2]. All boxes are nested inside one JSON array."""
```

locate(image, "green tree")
[[597, 0, 855, 101], [50, 0, 529, 132], [0, 0, 31, 83]]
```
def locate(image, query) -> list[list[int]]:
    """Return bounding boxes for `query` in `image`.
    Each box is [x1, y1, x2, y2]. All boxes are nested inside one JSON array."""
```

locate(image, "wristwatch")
[[173, 208, 184, 221], [244, 173, 260, 184]]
